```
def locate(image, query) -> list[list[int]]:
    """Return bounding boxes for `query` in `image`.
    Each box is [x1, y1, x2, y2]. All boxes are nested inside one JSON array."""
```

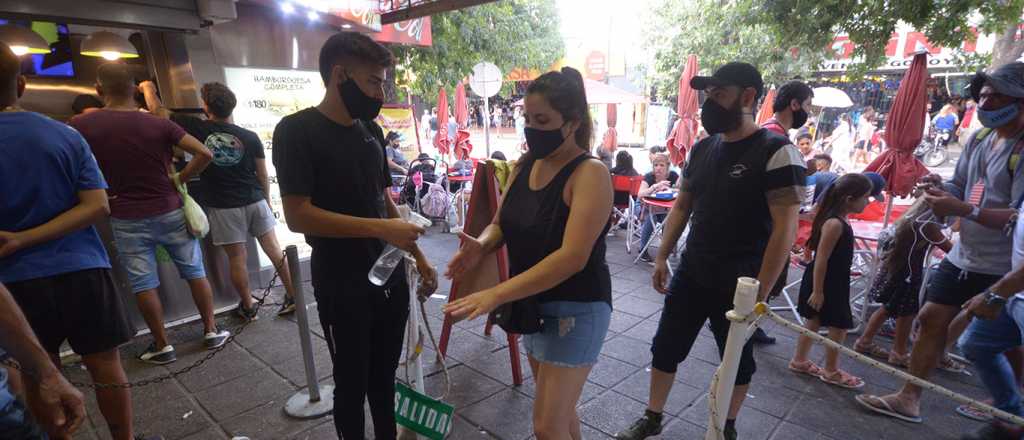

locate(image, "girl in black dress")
[[789, 173, 873, 389]]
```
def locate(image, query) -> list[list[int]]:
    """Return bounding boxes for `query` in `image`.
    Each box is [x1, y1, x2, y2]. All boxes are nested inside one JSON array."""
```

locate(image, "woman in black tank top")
[[444, 68, 614, 439]]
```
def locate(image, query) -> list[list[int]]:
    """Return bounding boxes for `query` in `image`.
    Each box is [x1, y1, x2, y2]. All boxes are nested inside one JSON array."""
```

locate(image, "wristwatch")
[[985, 291, 1008, 307]]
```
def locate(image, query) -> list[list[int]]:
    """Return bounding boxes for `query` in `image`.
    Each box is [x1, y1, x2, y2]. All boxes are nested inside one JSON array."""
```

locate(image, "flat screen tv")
[[0, 20, 75, 78]]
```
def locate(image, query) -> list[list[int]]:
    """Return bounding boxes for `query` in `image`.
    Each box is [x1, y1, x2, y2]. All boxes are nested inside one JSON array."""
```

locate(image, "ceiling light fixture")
[[0, 24, 49, 56], [80, 31, 139, 59]]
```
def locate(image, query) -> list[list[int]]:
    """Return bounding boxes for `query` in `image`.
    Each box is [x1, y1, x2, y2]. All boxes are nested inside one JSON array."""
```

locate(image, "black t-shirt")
[[272, 108, 392, 276], [643, 170, 679, 186], [171, 114, 265, 208], [678, 128, 805, 286]]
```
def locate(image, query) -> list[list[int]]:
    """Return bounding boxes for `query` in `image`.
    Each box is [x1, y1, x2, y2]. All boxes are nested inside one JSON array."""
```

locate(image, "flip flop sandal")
[[854, 342, 891, 360], [855, 394, 923, 424], [939, 356, 967, 374], [956, 403, 994, 422], [820, 370, 865, 389], [788, 360, 824, 378], [887, 352, 910, 368]]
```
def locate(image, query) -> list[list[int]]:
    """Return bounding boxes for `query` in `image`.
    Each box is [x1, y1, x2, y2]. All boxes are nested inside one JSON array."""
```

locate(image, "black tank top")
[[499, 154, 612, 305]]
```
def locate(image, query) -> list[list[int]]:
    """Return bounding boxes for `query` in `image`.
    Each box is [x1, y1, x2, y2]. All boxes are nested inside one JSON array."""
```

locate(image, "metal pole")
[[484, 96, 491, 157], [705, 277, 759, 440], [284, 245, 333, 419]]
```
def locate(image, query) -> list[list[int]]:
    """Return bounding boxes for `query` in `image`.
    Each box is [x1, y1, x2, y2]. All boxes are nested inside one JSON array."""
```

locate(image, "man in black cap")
[[616, 62, 805, 440], [857, 62, 1024, 432]]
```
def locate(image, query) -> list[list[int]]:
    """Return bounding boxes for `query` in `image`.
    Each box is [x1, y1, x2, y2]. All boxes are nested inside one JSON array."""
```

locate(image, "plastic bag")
[[173, 174, 209, 238]]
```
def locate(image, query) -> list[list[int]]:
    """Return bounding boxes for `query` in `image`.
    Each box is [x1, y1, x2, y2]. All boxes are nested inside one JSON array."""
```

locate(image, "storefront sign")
[[374, 17, 433, 47], [585, 51, 607, 80], [820, 26, 997, 72], [222, 67, 326, 263], [376, 106, 421, 161]]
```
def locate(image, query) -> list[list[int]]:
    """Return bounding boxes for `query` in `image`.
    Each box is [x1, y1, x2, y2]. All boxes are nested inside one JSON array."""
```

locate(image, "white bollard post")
[[705, 277, 759, 440], [283, 245, 334, 419]]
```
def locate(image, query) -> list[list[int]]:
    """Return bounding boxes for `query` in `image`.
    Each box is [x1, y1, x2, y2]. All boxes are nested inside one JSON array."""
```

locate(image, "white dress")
[[829, 120, 854, 172]]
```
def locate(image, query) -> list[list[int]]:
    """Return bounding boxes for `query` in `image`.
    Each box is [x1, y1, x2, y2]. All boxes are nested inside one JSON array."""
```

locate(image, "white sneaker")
[[204, 327, 230, 350]]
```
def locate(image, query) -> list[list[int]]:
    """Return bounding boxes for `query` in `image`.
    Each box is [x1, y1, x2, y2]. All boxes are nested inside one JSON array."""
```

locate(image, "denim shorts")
[[523, 301, 611, 368], [110, 209, 206, 293]]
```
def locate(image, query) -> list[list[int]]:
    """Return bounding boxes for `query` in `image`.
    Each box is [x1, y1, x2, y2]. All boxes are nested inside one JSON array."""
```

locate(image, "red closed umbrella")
[[455, 83, 468, 129], [603, 103, 618, 152], [434, 88, 451, 156], [668, 54, 698, 166], [865, 52, 930, 224], [756, 88, 777, 126]]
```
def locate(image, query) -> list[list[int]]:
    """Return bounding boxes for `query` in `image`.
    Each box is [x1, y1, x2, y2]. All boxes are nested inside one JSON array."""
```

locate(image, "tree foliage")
[[643, 0, 823, 102], [390, 0, 564, 105], [750, 0, 1024, 73], [644, 0, 1024, 102]]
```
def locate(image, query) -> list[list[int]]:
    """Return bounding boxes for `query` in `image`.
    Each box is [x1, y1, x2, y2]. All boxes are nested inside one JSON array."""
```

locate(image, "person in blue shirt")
[[932, 104, 960, 146], [0, 44, 153, 440]]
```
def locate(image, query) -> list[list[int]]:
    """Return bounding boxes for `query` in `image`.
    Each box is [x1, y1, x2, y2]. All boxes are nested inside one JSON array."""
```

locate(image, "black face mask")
[[701, 97, 744, 134], [524, 124, 567, 158], [338, 76, 383, 120], [792, 108, 808, 129]]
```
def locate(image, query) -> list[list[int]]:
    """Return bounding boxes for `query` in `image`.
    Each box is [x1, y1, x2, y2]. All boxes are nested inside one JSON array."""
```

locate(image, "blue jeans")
[[640, 213, 667, 254], [958, 298, 1024, 418], [0, 366, 47, 439]]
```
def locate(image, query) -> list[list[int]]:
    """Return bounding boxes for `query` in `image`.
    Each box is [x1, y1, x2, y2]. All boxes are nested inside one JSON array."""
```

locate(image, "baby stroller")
[[401, 155, 450, 228]]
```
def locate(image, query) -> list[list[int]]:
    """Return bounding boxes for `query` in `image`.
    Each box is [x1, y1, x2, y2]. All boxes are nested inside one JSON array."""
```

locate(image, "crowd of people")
[[3, 27, 1024, 440]]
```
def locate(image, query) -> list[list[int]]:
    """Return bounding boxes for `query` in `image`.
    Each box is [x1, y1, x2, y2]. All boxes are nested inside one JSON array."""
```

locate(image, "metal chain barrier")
[[3, 251, 290, 390]]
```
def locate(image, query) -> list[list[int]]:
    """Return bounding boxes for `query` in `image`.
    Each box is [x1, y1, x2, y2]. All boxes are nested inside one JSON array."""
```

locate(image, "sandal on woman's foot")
[[939, 355, 967, 374], [854, 341, 890, 360], [855, 394, 923, 423], [820, 369, 865, 389], [788, 360, 824, 378], [956, 403, 994, 422], [887, 352, 910, 368]]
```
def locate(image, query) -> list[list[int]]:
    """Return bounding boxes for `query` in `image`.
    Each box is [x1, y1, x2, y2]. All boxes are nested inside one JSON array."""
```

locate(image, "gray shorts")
[[208, 200, 277, 246]]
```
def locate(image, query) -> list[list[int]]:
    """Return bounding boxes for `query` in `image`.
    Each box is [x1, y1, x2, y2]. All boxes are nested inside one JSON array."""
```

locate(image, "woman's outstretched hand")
[[445, 232, 485, 280]]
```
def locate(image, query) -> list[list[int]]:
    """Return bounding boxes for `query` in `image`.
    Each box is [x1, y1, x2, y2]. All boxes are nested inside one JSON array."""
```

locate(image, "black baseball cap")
[[969, 62, 1024, 102], [691, 62, 764, 101]]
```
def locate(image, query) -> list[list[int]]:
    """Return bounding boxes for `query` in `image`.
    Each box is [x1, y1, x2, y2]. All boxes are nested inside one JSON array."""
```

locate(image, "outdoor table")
[[634, 195, 676, 264]]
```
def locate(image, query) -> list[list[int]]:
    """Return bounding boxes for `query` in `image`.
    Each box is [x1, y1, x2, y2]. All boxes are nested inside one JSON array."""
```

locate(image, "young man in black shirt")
[[272, 32, 437, 440], [142, 81, 299, 318], [616, 62, 805, 440]]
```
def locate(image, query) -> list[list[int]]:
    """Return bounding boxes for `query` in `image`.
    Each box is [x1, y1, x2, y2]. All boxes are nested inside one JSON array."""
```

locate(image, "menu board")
[[223, 67, 326, 265]]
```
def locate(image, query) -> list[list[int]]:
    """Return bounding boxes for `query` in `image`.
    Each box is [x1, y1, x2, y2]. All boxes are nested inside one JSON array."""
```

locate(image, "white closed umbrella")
[[812, 86, 854, 108]]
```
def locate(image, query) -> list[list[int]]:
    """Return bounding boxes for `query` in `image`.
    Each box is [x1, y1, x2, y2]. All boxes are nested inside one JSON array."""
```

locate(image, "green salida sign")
[[394, 383, 454, 440]]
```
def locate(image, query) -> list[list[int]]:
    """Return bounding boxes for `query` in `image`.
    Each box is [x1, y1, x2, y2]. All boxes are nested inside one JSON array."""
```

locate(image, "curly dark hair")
[[200, 82, 236, 119], [318, 32, 394, 84]]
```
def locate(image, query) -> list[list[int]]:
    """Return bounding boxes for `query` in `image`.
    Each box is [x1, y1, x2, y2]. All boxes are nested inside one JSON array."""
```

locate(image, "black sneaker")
[[137, 343, 176, 365], [237, 301, 259, 321], [204, 327, 230, 350], [135, 436, 165, 440], [638, 252, 654, 264], [277, 295, 296, 316], [615, 410, 663, 440], [751, 327, 776, 345], [961, 423, 1022, 440], [724, 423, 737, 440]]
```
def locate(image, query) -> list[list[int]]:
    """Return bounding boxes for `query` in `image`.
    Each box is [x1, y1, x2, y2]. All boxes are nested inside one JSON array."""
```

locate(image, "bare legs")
[[528, 356, 590, 440]]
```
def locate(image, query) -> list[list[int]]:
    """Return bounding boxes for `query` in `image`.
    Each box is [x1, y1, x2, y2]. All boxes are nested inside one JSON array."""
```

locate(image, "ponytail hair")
[[807, 173, 872, 250], [525, 66, 593, 151]]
